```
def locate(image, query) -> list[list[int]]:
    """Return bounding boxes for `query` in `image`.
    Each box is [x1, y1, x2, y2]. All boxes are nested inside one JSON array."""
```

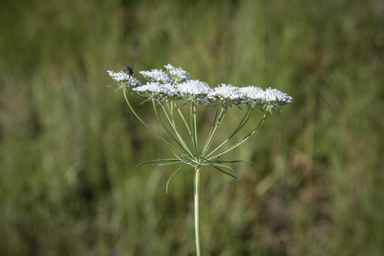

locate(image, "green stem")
[[194, 167, 202, 256], [175, 103, 192, 136], [204, 106, 252, 159], [200, 107, 226, 158], [208, 113, 269, 160], [201, 106, 220, 155], [159, 101, 193, 157], [152, 100, 185, 151], [193, 103, 198, 156], [123, 89, 183, 154], [173, 103, 194, 152]]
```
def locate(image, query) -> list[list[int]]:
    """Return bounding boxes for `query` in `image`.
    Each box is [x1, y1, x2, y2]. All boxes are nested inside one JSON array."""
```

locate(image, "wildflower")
[[108, 63, 293, 256]]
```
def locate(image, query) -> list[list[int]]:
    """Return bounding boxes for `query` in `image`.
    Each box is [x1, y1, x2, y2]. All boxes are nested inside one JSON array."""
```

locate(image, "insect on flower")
[[121, 62, 134, 76]]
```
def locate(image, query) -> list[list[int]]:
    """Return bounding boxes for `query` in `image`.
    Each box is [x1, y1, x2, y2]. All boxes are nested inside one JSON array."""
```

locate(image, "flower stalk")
[[194, 167, 202, 256]]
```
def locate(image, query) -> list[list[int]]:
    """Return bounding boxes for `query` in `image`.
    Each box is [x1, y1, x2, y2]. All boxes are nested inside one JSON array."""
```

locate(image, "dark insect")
[[121, 62, 134, 76]]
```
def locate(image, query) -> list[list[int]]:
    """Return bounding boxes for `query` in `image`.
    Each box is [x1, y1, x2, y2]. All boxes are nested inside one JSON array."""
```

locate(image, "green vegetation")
[[1, 0, 383, 255]]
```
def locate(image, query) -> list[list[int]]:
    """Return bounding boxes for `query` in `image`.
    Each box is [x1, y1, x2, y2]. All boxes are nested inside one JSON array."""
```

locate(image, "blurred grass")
[[1, 0, 384, 255]]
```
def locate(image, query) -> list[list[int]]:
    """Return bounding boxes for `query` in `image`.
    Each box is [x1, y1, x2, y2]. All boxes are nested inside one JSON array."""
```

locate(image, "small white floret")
[[164, 64, 175, 70], [168, 67, 190, 81]]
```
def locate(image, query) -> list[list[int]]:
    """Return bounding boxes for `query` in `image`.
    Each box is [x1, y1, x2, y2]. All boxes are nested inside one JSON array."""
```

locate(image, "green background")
[[1, 0, 384, 255]]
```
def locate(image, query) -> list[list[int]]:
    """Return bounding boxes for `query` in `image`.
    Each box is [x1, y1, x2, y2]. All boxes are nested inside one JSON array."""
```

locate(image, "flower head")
[[237, 86, 292, 112], [164, 64, 190, 83], [108, 64, 292, 112], [207, 84, 245, 107], [238, 86, 265, 103], [175, 80, 212, 104], [107, 70, 142, 89], [260, 87, 292, 113], [264, 87, 292, 103]]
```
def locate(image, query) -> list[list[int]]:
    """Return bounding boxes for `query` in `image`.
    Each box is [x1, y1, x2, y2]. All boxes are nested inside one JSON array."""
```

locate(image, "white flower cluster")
[[206, 84, 292, 108], [175, 80, 211, 103], [208, 84, 244, 103], [240, 86, 292, 104], [107, 70, 142, 89], [265, 87, 293, 103], [176, 80, 211, 95], [239, 86, 292, 112], [165, 64, 191, 82], [108, 64, 292, 111], [107, 70, 131, 82], [238, 86, 265, 103], [132, 80, 211, 103]]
